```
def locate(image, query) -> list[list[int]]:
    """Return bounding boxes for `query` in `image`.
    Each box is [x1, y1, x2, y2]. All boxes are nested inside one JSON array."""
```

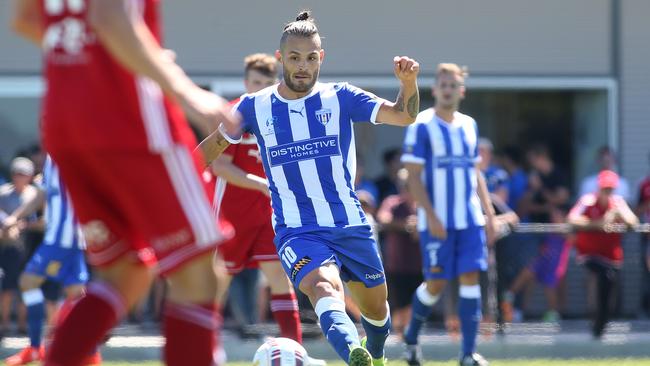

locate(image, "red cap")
[[597, 170, 619, 189]]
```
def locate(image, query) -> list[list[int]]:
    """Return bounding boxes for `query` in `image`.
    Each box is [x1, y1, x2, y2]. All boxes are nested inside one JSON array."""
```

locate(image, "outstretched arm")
[[88, 0, 238, 136], [376, 56, 420, 126]]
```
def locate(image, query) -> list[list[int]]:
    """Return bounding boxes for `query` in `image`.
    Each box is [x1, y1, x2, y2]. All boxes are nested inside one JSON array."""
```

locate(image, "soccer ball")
[[252, 337, 311, 366]]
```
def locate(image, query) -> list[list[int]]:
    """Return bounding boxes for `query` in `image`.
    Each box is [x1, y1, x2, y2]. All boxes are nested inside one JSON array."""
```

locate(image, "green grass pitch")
[[101, 358, 650, 366]]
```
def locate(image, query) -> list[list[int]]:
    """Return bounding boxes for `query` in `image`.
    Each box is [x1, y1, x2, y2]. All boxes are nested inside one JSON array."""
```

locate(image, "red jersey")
[[40, 0, 196, 152], [569, 193, 626, 266], [213, 134, 272, 225]]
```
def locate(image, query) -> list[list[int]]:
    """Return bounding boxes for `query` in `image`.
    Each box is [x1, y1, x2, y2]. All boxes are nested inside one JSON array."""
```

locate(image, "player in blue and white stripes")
[[401, 63, 496, 366], [200, 10, 420, 366], [3, 155, 91, 365]]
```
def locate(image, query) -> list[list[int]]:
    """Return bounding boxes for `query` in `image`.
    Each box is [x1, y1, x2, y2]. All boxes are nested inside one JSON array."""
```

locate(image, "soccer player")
[[200, 10, 420, 366], [568, 170, 638, 338], [3, 156, 99, 365], [11, 1, 238, 365], [401, 63, 496, 366], [211, 53, 302, 342]]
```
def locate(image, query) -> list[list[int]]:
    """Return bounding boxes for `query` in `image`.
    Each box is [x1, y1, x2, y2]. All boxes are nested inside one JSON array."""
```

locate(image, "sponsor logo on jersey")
[[267, 136, 341, 167], [436, 156, 475, 168], [365, 272, 384, 280]]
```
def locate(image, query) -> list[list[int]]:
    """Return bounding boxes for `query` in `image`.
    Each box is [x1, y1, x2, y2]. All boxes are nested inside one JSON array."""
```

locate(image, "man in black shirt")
[[501, 144, 570, 323]]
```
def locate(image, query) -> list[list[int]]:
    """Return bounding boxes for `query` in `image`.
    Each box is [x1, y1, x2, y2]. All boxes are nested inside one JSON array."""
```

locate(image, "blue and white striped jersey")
[[401, 108, 485, 231], [234, 82, 386, 238], [42, 156, 84, 250]]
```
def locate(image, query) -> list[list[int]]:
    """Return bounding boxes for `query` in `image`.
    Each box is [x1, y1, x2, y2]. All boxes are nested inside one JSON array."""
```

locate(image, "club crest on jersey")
[[315, 108, 332, 126], [265, 116, 278, 136]]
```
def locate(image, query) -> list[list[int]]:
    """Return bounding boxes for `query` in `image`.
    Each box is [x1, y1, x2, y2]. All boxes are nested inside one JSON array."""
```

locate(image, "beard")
[[283, 67, 319, 93]]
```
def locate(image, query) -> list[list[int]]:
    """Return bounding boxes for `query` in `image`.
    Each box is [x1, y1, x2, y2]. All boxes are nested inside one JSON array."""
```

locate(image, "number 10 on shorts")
[[281, 246, 297, 268]]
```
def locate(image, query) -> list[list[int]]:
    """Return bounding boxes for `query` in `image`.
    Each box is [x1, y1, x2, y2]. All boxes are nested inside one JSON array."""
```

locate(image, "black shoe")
[[592, 319, 606, 339], [403, 343, 422, 366]]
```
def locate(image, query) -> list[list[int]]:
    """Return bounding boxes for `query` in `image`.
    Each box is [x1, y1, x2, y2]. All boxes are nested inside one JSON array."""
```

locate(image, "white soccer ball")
[[252, 337, 310, 366]]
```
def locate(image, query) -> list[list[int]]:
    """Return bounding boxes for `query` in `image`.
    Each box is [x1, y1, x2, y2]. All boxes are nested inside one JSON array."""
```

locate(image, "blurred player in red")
[[11, 0, 238, 365], [211, 54, 302, 342]]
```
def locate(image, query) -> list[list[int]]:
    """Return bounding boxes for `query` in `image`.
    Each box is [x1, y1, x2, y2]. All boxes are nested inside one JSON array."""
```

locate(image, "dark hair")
[[383, 148, 401, 165], [597, 145, 614, 157], [501, 145, 523, 165], [280, 10, 319, 47], [244, 53, 278, 78]]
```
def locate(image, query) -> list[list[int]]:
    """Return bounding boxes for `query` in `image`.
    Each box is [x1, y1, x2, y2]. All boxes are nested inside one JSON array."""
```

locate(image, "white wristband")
[[218, 124, 242, 144]]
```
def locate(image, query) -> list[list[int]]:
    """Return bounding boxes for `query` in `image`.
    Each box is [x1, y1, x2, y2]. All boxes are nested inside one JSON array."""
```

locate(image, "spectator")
[[375, 148, 402, 203], [579, 146, 630, 202], [498, 146, 529, 217], [478, 138, 509, 204], [490, 193, 520, 326], [477, 139, 515, 327], [376, 169, 422, 336], [520, 144, 570, 223], [0, 158, 38, 336], [636, 152, 650, 317], [494, 146, 530, 323], [502, 144, 571, 323], [355, 155, 379, 204], [568, 170, 638, 338]]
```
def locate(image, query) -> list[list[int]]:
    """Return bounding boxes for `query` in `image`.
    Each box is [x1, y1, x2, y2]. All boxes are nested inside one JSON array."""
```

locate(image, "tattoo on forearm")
[[212, 135, 230, 155], [407, 91, 419, 118], [198, 133, 231, 166], [395, 92, 404, 112]]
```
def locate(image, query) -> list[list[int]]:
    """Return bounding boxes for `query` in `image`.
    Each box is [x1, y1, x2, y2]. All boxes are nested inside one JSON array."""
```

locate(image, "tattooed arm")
[[376, 56, 420, 126], [195, 129, 232, 167]]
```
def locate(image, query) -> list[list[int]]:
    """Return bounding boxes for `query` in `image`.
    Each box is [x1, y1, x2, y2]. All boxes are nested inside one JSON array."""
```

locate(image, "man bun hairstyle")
[[281, 10, 320, 47], [295, 10, 311, 22]]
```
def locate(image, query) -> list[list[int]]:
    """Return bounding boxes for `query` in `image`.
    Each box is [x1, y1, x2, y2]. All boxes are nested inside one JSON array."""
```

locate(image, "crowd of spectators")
[[1, 142, 649, 340]]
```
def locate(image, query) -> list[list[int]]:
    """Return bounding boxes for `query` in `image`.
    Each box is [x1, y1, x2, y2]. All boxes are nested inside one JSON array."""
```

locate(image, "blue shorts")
[[274, 226, 385, 289], [24, 244, 89, 287], [420, 226, 487, 280]]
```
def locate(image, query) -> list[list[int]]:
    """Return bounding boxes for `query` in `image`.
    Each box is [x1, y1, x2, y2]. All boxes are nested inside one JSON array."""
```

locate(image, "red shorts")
[[50, 145, 232, 276], [218, 219, 277, 274]]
